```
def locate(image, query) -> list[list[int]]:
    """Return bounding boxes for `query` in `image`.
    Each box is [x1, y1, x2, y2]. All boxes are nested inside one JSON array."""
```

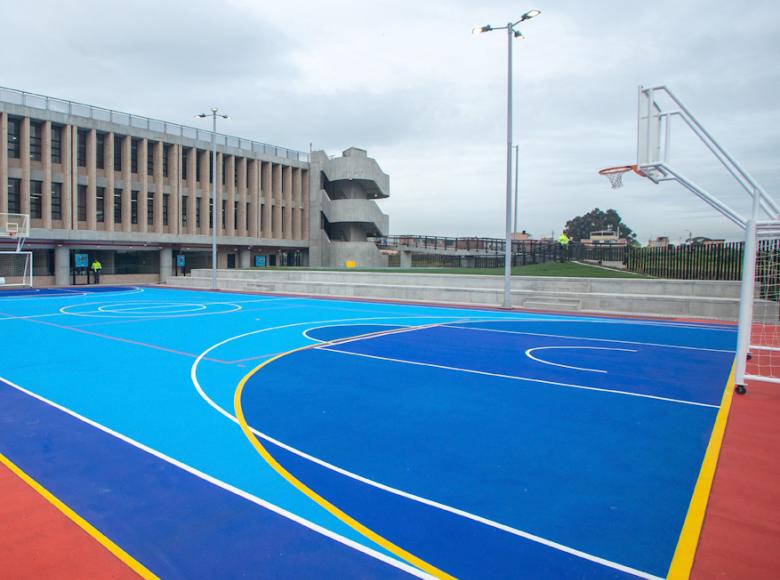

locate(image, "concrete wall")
[[169, 269, 752, 321]]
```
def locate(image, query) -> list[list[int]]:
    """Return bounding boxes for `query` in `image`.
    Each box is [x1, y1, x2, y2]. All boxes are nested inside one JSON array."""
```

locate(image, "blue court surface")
[[0, 286, 736, 578]]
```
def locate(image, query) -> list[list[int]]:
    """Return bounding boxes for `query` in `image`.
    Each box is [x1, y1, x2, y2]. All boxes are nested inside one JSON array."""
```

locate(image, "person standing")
[[90, 258, 102, 284]]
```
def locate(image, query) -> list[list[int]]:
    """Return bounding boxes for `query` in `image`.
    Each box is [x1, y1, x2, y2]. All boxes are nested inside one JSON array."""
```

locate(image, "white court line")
[[0, 312, 69, 321], [321, 347, 719, 409], [190, 316, 663, 579], [442, 324, 736, 353], [525, 346, 638, 374], [60, 301, 242, 319], [0, 374, 429, 579]]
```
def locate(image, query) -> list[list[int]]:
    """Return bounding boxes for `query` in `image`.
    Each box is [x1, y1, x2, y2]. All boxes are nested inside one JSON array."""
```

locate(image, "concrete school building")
[[0, 86, 390, 286]]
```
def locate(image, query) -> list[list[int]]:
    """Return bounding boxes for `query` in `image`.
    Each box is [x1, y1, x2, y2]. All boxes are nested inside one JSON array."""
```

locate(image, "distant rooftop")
[[0, 86, 308, 162]]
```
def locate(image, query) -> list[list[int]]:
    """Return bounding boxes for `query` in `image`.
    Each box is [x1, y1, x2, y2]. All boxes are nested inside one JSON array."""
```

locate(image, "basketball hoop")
[[598, 165, 643, 189]]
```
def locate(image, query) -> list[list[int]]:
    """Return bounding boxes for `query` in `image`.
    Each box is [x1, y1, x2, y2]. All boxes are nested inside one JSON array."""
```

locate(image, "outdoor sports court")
[[0, 285, 736, 579]]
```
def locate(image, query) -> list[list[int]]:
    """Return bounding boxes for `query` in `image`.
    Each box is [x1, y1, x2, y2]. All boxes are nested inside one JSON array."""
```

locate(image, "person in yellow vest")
[[557, 232, 570, 262], [90, 258, 102, 284]]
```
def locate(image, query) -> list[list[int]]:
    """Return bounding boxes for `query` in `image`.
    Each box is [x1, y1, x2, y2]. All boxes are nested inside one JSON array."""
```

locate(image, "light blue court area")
[[0, 286, 736, 578]]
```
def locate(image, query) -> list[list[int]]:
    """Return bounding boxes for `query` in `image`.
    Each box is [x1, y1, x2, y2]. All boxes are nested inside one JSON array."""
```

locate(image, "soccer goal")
[[0, 213, 32, 288], [599, 86, 780, 393]]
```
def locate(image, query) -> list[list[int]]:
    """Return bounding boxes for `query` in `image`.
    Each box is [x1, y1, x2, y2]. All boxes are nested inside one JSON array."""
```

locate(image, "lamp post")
[[513, 144, 520, 236], [473, 9, 540, 309], [196, 108, 229, 289]]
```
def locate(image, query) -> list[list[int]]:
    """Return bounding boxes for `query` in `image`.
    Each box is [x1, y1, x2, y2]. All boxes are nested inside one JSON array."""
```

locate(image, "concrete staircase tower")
[[308, 147, 390, 267]]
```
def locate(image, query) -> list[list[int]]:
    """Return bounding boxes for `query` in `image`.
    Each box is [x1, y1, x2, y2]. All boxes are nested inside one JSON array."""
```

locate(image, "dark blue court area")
[[0, 286, 736, 578]]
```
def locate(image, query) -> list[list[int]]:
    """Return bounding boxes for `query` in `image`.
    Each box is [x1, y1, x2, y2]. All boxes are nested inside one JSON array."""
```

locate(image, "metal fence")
[[625, 242, 745, 280]]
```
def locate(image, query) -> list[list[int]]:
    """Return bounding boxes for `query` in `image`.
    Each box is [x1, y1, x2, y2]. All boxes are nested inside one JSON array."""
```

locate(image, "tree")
[[564, 208, 638, 243]]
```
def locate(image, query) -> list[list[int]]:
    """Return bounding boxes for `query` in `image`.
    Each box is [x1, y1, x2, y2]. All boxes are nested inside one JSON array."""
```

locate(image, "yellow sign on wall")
[[345, 260, 357, 269]]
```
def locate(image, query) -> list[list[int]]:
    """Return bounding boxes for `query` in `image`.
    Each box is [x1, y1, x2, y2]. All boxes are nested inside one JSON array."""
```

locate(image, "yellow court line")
[[234, 323, 456, 579], [666, 363, 736, 579], [0, 451, 157, 579]]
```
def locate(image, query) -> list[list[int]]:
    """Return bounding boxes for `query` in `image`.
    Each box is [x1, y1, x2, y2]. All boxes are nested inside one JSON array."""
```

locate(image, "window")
[[246, 202, 250, 231], [77, 185, 87, 221], [260, 204, 264, 232], [30, 180, 43, 218], [163, 193, 169, 226], [131, 139, 139, 173], [7, 117, 21, 158], [221, 199, 226, 228], [162, 145, 169, 177], [114, 135, 123, 171], [196, 151, 201, 182], [96, 186, 105, 223], [114, 189, 122, 223], [147, 141, 155, 174], [96, 133, 105, 169], [51, 183, 62, 220], [30, 121, 43, 161], [147, 195, 154, 226], [221, 155, 226, 184], [131, 191, 138, 224], [196, 202, 201, 227], [234, 201, 238, 228], [181, 195, 188, 226], [77, 129, 88, 167], [51, 125, 63, 164], [181, 151, 188, 180]]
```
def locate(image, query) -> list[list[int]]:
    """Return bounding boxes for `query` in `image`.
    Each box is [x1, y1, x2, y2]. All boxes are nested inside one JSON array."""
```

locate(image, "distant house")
[[648, 236, 670, 248], [583, 230, 627, 246]]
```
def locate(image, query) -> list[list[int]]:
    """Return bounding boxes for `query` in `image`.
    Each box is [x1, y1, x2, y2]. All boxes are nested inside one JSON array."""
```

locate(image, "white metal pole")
[[734, 188, 762, 392], [211, 110, 217, 290], [513, 144, 519, 235], [503, 24, 513, 309]]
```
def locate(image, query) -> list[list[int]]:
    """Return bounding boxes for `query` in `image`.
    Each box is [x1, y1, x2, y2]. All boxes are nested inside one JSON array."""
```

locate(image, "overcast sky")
[[2, 0, 778, 243]]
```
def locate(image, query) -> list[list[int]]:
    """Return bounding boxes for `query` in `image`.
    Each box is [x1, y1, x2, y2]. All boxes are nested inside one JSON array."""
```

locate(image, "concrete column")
[[170, 144, 180, 235], [237, 157, 247, 237], [216, 152, 223, 236], [225, 155, 235, 236], [154, 141, 163, 233], [86, 129, 97, 230], [71, 127, 78, 228], [0, 113, 7, 213], [400, 251, 412, 268], [62, 125, 72, 228], [302, 169, 309, 241], [239, 248, 251, 269], [54, 245, 70, 286], [248, 158, 258, 238], [105, 132, 115, 231], [272, 163, 282, 239], [20, 117, 30, 215], [42, 121, 52, 228], [261, 161, 272, 238], [292, 167, 302, 240], [138, 138, 148, 232], [187, 148, 196, 235], [159, 247, 172, 284], [121, 135, 131, 232], [198, 149, 209, 235], [283, 165, 292, 239]]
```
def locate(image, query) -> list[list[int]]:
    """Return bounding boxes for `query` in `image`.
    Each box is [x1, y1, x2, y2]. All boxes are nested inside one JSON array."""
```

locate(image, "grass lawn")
[[255, 261, 645, 278]]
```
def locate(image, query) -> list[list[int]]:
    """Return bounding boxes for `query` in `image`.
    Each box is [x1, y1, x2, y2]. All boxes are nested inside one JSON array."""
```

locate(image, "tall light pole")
[[196, 108, 229, 290], [474, 9, 540, 309], [513, 144, 520, 235]]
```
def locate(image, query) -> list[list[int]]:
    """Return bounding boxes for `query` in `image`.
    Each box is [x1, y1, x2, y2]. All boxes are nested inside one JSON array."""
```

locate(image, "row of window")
[[7, 118, 297, 191], [7, 178, 293, 232]]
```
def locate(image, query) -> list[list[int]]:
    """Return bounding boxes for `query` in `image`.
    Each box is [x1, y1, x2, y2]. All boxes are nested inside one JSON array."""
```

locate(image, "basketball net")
[[598, 165, 638, 189]]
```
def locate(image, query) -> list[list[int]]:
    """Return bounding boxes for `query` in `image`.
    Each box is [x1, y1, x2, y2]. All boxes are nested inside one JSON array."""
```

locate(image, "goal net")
[[736, 229, 780, 387], [0, 252, 33, 287]]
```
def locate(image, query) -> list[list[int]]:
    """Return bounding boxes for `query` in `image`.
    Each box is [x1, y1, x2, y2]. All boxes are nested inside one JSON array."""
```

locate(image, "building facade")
[[0, 87, 389, 286]]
